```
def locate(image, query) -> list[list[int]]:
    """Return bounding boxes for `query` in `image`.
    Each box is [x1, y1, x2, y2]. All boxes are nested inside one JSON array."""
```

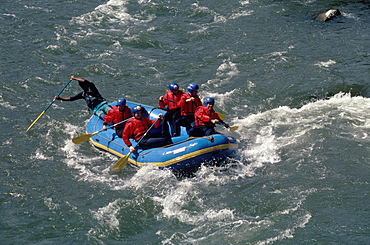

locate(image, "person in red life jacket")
[[54, 76, 111, 120], [190, 97, 229, 137], [122, 106, 173, 152], [174, 83, 202, 136], [101, 98, 132, 138], [158, 82, 184, 137]]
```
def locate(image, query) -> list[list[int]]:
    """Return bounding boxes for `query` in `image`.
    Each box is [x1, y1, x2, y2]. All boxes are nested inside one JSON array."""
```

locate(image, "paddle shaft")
[[105, 117, 133, 130], [27, 79, 72, 131], [217, 121, 229, 128], [72, 117, 133, 144], [136, 117, 160, 146]]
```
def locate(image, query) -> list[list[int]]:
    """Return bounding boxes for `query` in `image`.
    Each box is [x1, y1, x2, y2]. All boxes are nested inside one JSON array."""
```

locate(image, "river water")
[[1, 0, 369, 244]]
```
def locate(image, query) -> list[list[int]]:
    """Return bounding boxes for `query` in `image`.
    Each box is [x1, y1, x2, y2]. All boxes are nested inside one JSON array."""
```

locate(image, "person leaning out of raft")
[[158, 82, 184, 136], [54, 76, 111, 120], [102, 98, 132, 138], [189, 97, 229, 137], [174, 83, 202, 136], [122, 106, 173, 152]]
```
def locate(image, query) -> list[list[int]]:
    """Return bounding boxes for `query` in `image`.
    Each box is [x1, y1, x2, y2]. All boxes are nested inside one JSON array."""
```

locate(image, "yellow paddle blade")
[[216, 112, 226, 121], [72, 131, 99, 144], [26, 111, 45, 131], [229, 126, 239, 132], [112, 153, 131, 172]]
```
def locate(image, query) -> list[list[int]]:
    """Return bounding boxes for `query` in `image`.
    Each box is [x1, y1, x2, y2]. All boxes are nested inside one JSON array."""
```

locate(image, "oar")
[[164, 98, 226, 120], [72, 117, 132, 144], [112, 118, 160, 172], [217, 122, 239, 132], [26, 79, 72, 131]]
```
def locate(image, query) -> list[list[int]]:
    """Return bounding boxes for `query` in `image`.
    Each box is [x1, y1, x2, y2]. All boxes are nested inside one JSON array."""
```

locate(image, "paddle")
[[111, 118, 160, 172], [26, 80, 72, 131], [72, 117, 132, 144], [164, 98, 226, 120], [217, 121, 239, 132]]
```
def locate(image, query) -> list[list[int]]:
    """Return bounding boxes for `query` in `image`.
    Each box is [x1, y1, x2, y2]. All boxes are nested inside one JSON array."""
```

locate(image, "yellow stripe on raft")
[[89, 137, 237, 168]]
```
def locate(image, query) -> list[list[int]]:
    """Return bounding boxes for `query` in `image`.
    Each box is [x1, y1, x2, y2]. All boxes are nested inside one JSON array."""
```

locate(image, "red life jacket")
[[122, 117, 161, 147], [194, 106, 221, 128], [158, 90, 184, 110], [178, 93, 202, 116], [103, 105, 132, 128]]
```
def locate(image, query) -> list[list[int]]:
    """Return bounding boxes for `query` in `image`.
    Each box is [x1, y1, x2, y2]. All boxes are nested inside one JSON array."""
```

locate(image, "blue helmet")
[[187, 83, 199, 93], [117, 98, 126, 106], [168, 82, 179, 92], [203, 97, 215, 106], [131, 105, 143, 116]]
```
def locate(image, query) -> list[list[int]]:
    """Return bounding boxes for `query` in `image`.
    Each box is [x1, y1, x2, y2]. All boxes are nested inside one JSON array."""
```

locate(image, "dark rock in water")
[[316, 9, 341, 22]]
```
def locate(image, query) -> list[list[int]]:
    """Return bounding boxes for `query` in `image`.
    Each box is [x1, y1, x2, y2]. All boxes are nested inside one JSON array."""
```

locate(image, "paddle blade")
[[72, 131, 98, 144], [217, 112, 226, 121], [229, 126, 239, 132], [26, 111, 45, 132], [112, 153, 131, 172]]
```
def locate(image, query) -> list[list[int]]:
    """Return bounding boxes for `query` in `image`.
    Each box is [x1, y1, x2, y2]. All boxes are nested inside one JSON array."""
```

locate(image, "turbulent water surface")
[[1, 0, 370, 244]]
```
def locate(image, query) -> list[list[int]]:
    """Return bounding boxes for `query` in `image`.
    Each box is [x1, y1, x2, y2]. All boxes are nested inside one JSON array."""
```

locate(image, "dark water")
[[1, 0, 370, 244]]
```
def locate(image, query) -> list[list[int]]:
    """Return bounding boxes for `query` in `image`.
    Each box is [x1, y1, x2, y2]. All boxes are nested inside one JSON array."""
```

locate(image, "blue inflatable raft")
[[85, 101, 238, 173]]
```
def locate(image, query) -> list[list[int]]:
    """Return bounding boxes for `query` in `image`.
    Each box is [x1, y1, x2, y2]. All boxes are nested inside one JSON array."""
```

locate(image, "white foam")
[[206, 59, 240, 87], [239, 0, 250, 5], [0, 94, 16, 110], [342, 12, 359, 20], [91, 199, 121, 230], [235, 93, 370, 169], [230, 10, 254, 19], [257, 213, 311, 245], [201, 89, 239, 111], [70, 0, 153, 27], [46, 45, 59, 50], [315, 59, 336, 68], [2, 13, 17, 18], [59, 122, 117, 184], [44, 197, 59, 210], [30, 148, 54, 160], [24, 5, 52, 12]]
